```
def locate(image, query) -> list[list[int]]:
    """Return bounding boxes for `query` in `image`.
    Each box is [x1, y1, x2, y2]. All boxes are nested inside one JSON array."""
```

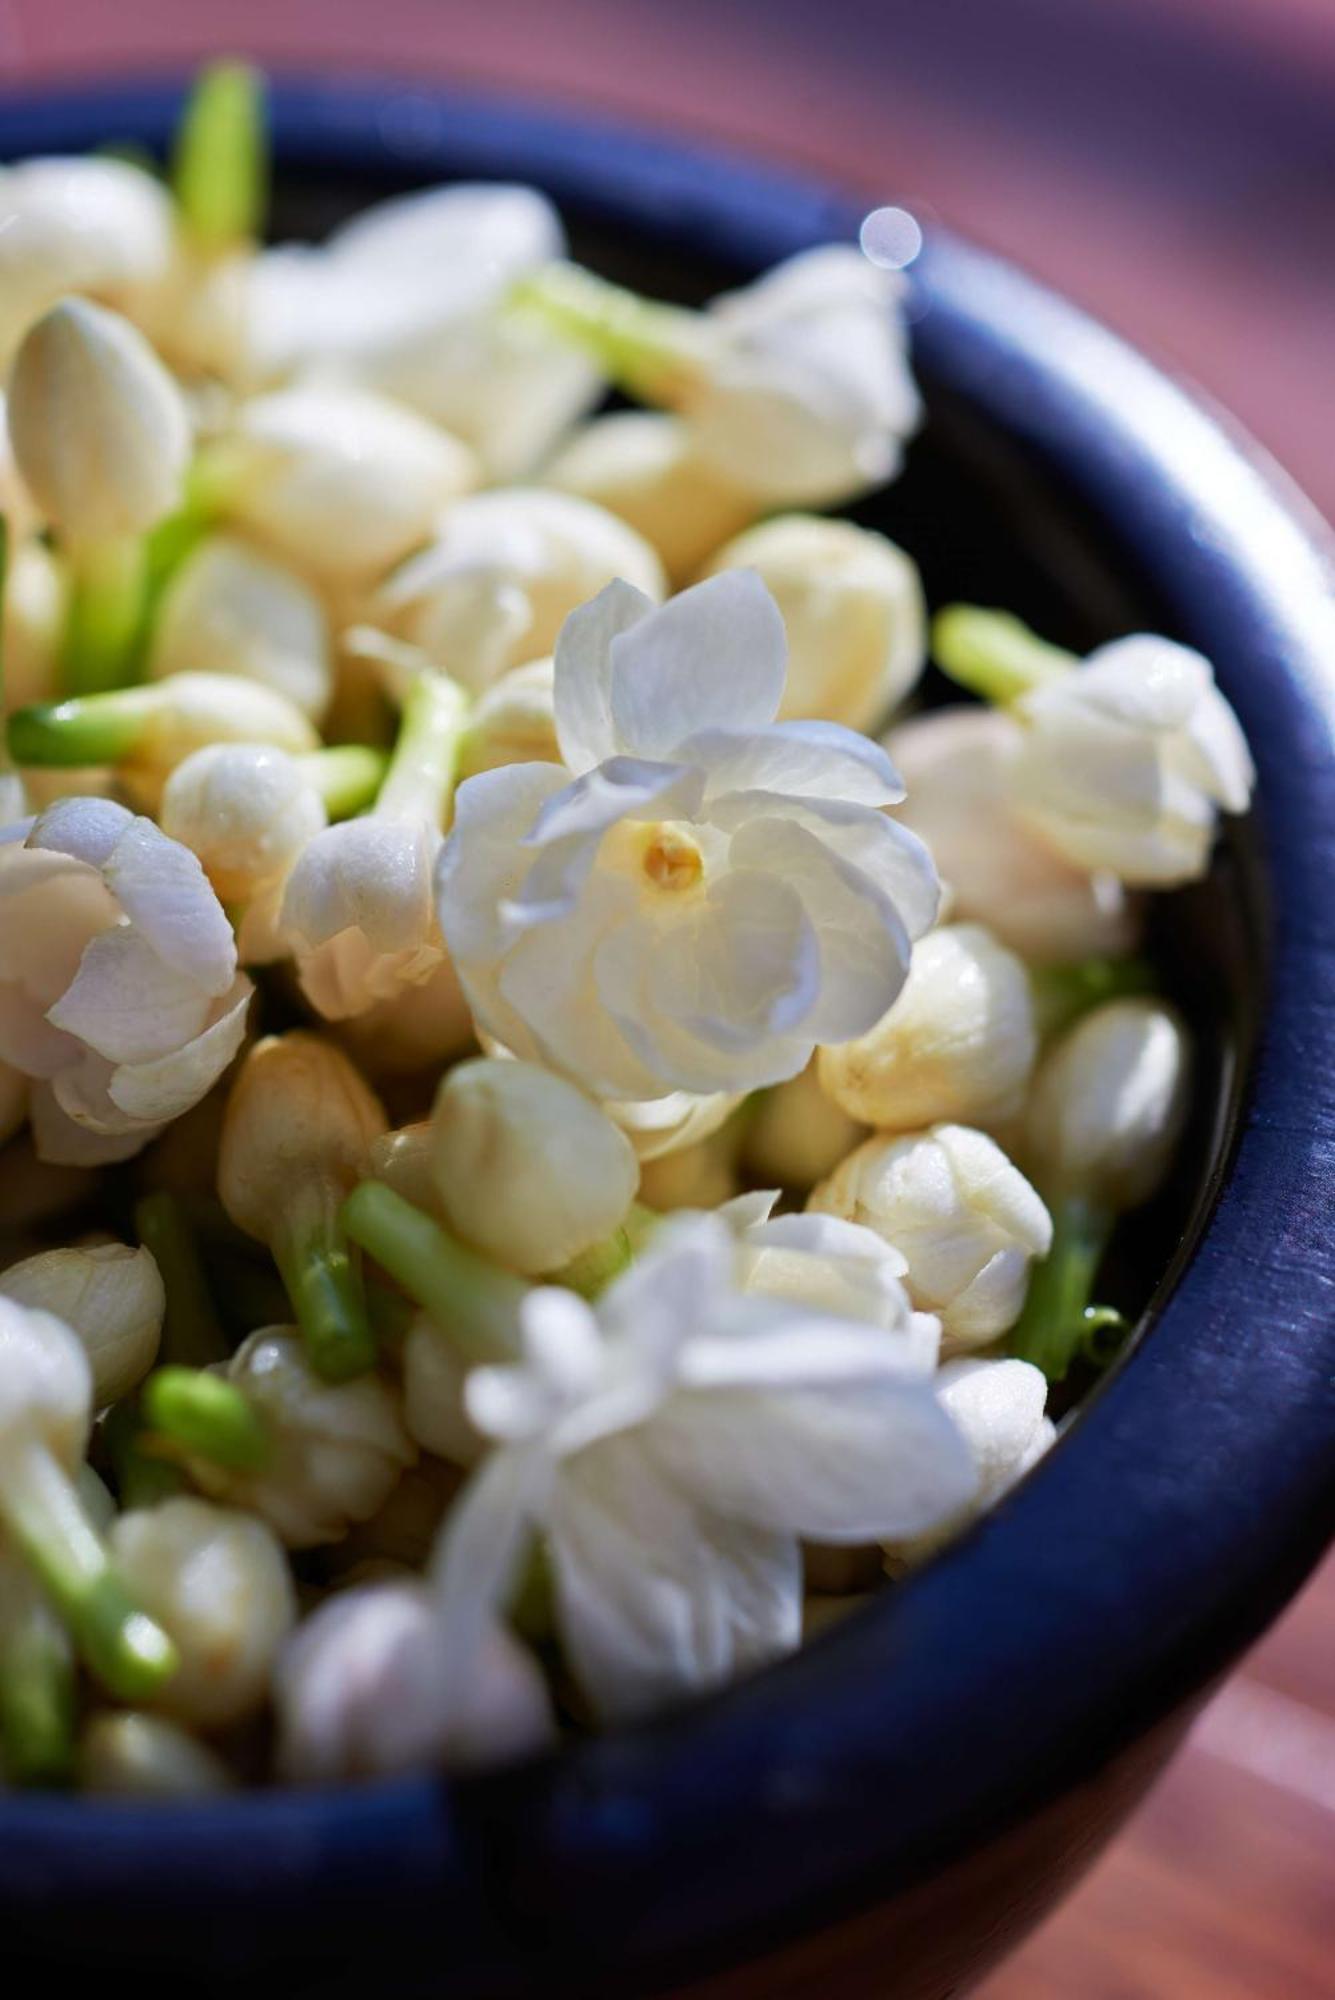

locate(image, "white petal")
[[282, 818, 437, 955], [647, 1375, 978, 1542], [107, 977, 251, 1123], [435, 762, 571, 965], [46, 925, 212, 1065], [553, 577, 656, 773], [27, 795, 134, 870], [103, 815, 237, 997], [607, 571, 788, 759], [29, 1082, 156, 1165], [504, 759, 703, 931], [685, 719, 905, 807]]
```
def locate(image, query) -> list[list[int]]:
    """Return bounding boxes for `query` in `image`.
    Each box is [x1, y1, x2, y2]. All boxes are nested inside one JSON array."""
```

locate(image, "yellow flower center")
[[642, 822, 705, 892]]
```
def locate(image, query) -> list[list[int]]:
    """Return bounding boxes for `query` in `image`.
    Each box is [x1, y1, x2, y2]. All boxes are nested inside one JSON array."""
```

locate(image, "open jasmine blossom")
[[437, 570, 939, 1101]]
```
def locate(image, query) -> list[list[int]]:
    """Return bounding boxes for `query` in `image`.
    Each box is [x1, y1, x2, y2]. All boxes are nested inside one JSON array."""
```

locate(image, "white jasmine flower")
[[934, 609, 1254, 887], [887, 1357, 1054, 1562], [742, 1059, 867, 1193], [809, 1125, 1052, 1346], [886, 707, 1140, 965], [160, 741, 327, 915], [7, 298, 190, 546], [542, 411, 757, 585], [1025, 998, 1191, 1210], [0, 1241, 164, 1405], [148, 534, 333, 722], [190, 1327, 415, 1547], [430, 1213, 974, 1723], [0, 798, 252, 1161], [255, 183, 599, 476], [279, 672, 469, 1020], [819, 922, 1036, 1134], [429, 1059, 639, 1277], [437, 571, 939, 1101], [721, 1189, 939, 1354], [221, 384, 477, 586], [109, 1497, 296, 1729], [79, 1711, 233, 1796], [601, 1085, 744, 1163], [375, 488, 665, 695], [0, 156, 173, 364], [701, 515, 925, 732], [275, 1578, 554, 1782], [461, 658, 560, 777]]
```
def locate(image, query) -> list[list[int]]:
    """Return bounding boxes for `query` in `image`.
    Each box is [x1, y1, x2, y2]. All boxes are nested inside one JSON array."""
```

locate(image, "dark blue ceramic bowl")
[[2, 77, 1333, 2000]]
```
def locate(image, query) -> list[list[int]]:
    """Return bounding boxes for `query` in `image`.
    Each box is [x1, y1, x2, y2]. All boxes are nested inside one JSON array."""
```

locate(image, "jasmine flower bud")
[[7, 298, 190, 546], [221, 384, 477, 586], [819, 923, 1037, 1134], [1025, 998, 1191, 1212], [109, 1496, 296, 1728], [542, 411, 756, 584], [742, 1060, 868, 1194], [429, 1059, 639, 1277], [809, 1125, 1052, 1346], [375, 487, 665, 694], [219, 1033, 387, 1380], [701, 515, 925, 732], [274, 1579, 554, 1781], [0, 1242, 164, 1405], [460, 658, 559, 777], [368, 1121, 441, 1217], [79, 1709, 233, 1795], [0, 156, 173, 365], [886, 706, 1141, 964], [148, 534, 333, 722], [160, 741, 327, 907], [886, 1356, 1053, 1562], [2, 539, 66, 713], [191, 1327, 415, 1547]]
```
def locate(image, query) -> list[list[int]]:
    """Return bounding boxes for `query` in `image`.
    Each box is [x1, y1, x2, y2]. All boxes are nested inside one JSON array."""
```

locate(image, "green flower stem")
[[141, 1367, 268, 1471], [172, 60, 268, 249], [9, 682, 159, 768], [101, 1400, 185, 1513], [61, 537, 150, 698], [0, 518, 10, 723], [1030, 956, 1157, 1041], [272, 1180, 377, 1383], [375, 671, 471, 826], [549, 1203, 659, 1298], [1007, 1194, 1122, 1383], [931, 606, 1077, 706], [304, 744, 391, 821], [134, 1192, 229, 1368], [0, 1587, 75, 1786], [341, 1181, 526, 1365], [0, 1436, 178, 1701], [509, 262, 712, 405]]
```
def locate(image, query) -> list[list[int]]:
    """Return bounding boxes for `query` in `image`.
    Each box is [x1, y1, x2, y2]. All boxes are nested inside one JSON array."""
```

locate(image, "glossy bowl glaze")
[[1, 77, 1332, 2000]]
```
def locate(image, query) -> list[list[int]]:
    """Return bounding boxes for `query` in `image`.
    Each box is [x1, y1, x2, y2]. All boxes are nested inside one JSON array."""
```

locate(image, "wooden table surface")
[[2, 4, 1332, 1991]]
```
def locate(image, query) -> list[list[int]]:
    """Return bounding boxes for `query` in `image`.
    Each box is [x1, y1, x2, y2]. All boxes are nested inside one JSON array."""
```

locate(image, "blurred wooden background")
[[2, 2, 1332, 1991]]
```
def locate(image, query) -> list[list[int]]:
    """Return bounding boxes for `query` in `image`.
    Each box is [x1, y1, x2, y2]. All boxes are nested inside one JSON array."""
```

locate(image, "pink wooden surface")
[[1, 6, 1331, 1991]]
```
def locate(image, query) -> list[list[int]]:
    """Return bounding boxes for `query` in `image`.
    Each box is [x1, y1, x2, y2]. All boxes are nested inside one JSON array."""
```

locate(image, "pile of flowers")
[[0, 67, 1253, 1793]]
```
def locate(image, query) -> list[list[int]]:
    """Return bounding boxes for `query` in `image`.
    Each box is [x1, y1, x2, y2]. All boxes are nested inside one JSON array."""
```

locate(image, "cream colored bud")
[[701, 515, 924, 731], [403, 1317, 484, 1465], [224, 384, 477, 584], [0, 156, 173, 364], [79, 1710, 233, 1796], [819, 923, 1037, 1134], [1024, 998, 1191, 1210], [7, 298, 190, 544], [886, 707, 1140, 965], [809, 1125, 1051, 1346], [161, 743, 327, 903], [0, 1242, 164, 1405], [219, 1032, 387, 1249], [0, 1293, 91, 1468], [193, 1328, 415, 1547], [109, 1496, 296, 1729], [542, 411, 756, 584], [149, 535, 333, 721], [885, 1356, 1053, 1564], [377, 487, 665, 693], [0, 1060, 26, 1148], [1, 538, 66, 711], [105, 672, 319, 814], [638, 1130, 741, 1211], [429, 1058, 639, 1276], [460, 657, 559, 776], [742, 1058, 867, 1192], [275, 1580, 554, 1782]]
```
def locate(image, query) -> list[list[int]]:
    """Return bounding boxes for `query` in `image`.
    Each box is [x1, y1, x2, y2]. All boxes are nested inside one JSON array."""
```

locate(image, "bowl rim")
[[2, 71, 1334, 1986]]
